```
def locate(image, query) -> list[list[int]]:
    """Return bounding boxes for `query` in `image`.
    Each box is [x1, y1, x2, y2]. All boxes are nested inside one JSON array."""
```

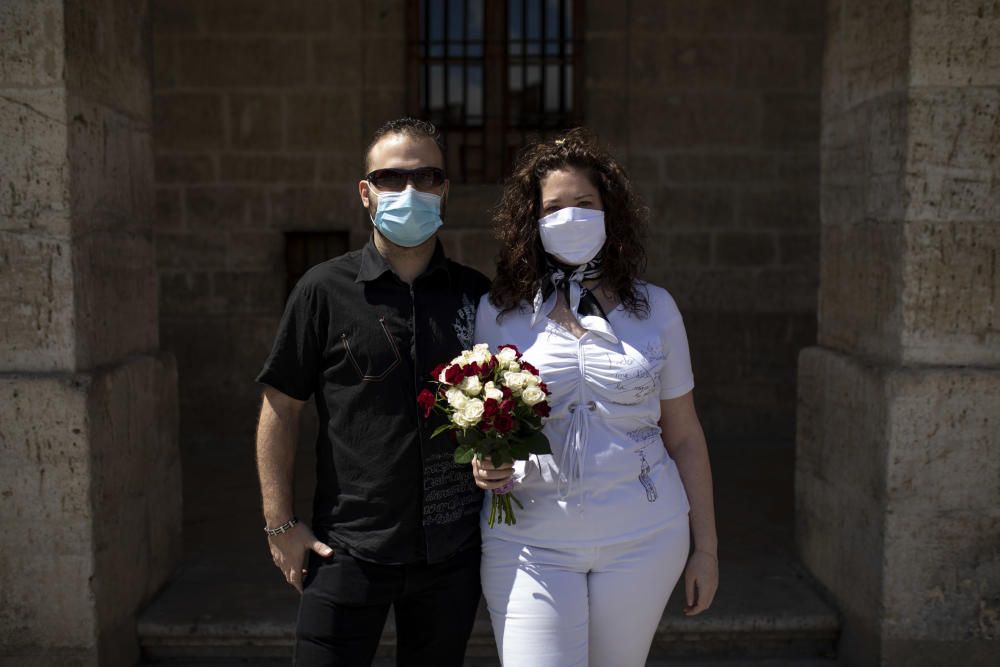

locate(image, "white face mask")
[[537, 207, 607, 265]]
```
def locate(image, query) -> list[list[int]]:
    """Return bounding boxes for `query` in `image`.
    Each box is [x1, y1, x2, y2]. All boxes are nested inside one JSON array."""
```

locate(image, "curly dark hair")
[[489, 127, 649, 318]]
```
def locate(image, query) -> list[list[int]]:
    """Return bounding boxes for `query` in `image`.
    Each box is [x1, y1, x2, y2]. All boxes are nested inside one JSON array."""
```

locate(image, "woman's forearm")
[[671, 435, 718, 556]]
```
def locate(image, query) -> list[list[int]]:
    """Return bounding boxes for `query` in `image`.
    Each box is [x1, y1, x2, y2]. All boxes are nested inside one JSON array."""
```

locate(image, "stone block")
[[286, 93, 362, 151], [437, 229, 497, 278], [151, 0, 201, 35], [0, 232, 75, 371], [64, 0, 151, 120], [313, 39, 362, 88], [220, 154, 315, 184], [742, 188, 819, 230], [762, 93, 820, 146], [226, 231, 285, 271], [628, 93, 761, 148], [816, 221, 905, 362], [662, 151, 779, 186], [159, 271, 214, 316], [905, 87, 1000, 223], [212, 270, 286, 315], [777, 231, 819, 266], [269, 186, 359, 230], [910, 0, 1000, 87], [586, 35, 633, 89], [228, 94, 283, 150], [647, 186, 735, 230], [202, 0, 334, 33], [67, 94, 154, 237], [899, 220, 1000, 366], [632, 36, 735, 90], [0, 88, 70, 236], [185, 186, 266, 229], [155, 230, 229, 270], [714, 231, 776, 266], [153, 93, 224, 151], [733, 38, 806, 90], [319, 154, 364, 184], [72, 231, 160, 369], [666, 231, 712, 267], [155, 154, 215, 183], [0, 0, 64, 87], [154, 188, 183, 230], [176, 38, 309, 88], [797, 347, 1000, 664], [0, 374, 97, 650], [754, 267, 819, 312], [0, 353, 180, 664], [442, 185, 503, 230]]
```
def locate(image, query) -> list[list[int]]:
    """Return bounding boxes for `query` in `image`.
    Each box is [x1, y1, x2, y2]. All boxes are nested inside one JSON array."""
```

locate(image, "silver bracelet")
[[264, 516, 298, 536]]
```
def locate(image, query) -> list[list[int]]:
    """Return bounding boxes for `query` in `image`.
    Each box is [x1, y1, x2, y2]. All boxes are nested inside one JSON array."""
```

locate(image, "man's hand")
[[471, 456, 515, 491], [267, 522, 334, 593]]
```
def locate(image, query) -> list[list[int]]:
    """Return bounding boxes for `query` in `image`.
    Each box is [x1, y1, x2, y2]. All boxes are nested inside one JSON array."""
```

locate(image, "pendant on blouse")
[[638, 449, 658, 502]]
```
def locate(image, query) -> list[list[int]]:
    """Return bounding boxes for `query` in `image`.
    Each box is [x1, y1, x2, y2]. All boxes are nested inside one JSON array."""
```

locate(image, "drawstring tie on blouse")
[[557, 399, 596, 510]]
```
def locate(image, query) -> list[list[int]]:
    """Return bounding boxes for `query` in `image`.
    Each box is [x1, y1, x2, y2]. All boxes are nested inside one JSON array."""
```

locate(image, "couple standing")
[[255, 118, 719, 667]]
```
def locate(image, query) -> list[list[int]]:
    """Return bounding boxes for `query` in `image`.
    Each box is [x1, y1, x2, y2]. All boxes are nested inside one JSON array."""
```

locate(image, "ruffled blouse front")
[[473, 282, 695, 547]]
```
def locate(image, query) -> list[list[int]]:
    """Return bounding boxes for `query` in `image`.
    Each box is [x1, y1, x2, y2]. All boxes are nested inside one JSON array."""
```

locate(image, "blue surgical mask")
[[369, 186, 443, 247]]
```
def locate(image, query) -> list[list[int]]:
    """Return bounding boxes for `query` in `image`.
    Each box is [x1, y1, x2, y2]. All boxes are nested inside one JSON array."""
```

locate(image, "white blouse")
[[473, 282, 695, 547]]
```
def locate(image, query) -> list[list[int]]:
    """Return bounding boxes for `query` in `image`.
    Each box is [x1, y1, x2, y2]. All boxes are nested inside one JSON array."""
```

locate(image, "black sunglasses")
[[366, 167, 446, 192]]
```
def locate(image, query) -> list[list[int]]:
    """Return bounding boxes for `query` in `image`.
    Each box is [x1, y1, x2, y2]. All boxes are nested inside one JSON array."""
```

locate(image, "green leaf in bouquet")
[[453, 444, 476, 464], [430, 423, 454, 439], [456, 429, 485, 448], [520, 429, 551, 455]]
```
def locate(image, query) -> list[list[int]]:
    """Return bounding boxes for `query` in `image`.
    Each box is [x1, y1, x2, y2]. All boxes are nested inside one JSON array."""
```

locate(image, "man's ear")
[[359, 179, 371, 208]]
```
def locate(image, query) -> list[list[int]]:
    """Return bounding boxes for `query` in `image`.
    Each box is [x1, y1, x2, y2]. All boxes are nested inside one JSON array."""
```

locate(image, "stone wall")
[[0, 0, 181, 664], [596, 0, 825, 440], [797, 0, 1000, 664], [151, 0, 406, 446], [153, 0, 824, 445]]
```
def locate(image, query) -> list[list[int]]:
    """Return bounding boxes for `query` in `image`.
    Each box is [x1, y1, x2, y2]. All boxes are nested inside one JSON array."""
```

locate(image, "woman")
[[472, 129, 719, 667]]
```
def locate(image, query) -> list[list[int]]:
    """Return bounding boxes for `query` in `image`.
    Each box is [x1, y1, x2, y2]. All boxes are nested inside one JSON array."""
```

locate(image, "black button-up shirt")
[[256, 237, 490, 564]]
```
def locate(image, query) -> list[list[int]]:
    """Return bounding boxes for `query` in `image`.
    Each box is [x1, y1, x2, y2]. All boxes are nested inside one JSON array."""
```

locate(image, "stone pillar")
[[0, 1, 181, 665], [797, 1, 999, 665]]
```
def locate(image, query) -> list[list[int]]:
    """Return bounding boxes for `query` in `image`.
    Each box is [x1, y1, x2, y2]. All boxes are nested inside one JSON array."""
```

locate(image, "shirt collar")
[[354, 234, 452, 285]]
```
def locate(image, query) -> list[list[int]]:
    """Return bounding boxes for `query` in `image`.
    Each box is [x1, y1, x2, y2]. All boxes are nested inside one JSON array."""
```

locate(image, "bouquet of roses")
[[417, 343, 552, 527]]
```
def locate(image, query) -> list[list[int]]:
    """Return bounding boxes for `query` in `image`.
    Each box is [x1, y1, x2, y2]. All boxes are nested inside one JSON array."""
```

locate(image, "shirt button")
[[568, 402, 578, 413], [587, 401, 596, 411]]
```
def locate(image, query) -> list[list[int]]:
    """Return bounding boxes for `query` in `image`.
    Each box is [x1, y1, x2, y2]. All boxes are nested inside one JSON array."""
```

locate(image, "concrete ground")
[[138, 432, 840, 665]]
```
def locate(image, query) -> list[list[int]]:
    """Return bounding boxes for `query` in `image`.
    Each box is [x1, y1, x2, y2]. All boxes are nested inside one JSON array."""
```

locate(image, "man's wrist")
[[264, 516, 299, 536]]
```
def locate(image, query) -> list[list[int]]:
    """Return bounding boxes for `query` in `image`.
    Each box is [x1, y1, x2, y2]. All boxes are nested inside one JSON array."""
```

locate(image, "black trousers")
[[293, 545, 482, 667]]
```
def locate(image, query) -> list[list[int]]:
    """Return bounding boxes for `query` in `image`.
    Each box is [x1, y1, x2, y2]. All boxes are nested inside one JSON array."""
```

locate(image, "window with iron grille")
[[408, 0, 583, 183]]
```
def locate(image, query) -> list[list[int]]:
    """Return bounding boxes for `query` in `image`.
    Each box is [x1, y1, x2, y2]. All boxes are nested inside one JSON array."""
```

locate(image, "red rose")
[[520, 361, 539, 375], [498, 344, 521, 358], [493, 413, 514, 434], [501, 386, 513, 399], [444, 364, 464, 385], [483, 398, 500, 419], [430, 363, 446, 380], [464, 362, 480, 378], [533, 402, 551, 417], [416, 389, 436, 418], [539, 381, 549, 395], [499, 399, 516, 414]]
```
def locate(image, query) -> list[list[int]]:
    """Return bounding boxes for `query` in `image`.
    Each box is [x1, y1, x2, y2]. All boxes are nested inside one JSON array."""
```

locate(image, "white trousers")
[[480, 512, 690, 667]]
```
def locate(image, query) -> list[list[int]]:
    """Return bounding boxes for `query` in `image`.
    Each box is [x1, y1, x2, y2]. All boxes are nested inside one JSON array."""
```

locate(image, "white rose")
[[459, 375, 482, 396], [508, 362, 520, 372], [496, 347, 518, 367], [450, 355, 465, 367], [473, 343, 490, 353], [521, 386, 545, 406], [446, 387, 469, 410], [523, 372, 540, 387], [503, 371, 527, 394], [461, 398, 485, 425], [452, 411, 471, 428], [483, 381, 503, 402], [438, 365, 452, 384]]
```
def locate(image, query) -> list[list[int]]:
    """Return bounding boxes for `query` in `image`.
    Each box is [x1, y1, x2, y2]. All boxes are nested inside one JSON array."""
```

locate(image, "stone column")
[[797, 1, 999, 665], [0, 1, 181, 665]]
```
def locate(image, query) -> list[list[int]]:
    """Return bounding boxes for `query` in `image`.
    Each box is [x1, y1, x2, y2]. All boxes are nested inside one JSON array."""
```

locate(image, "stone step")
[[138, 553, 839, 664]]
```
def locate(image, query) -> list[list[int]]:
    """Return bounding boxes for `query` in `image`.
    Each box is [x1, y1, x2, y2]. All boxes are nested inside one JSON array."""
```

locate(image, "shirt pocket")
[[339, 316, 402, 382]]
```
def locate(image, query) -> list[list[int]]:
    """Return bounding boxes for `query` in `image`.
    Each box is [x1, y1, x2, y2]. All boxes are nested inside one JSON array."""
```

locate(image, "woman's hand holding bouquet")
[[417, 344, 551, 527]]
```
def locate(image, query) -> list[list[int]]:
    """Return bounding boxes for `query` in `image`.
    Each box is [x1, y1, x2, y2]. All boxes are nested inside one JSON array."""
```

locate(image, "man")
[[255, 118, 490, 666]]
